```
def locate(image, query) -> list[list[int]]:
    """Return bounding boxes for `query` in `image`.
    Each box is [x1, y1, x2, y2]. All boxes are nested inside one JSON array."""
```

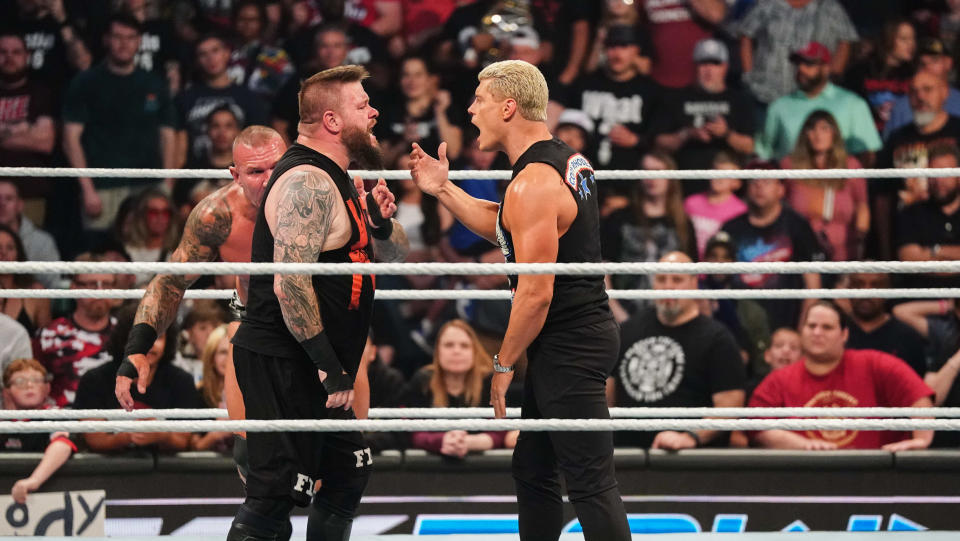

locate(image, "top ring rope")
[[2, 260, 960, 275], [0, 167, 954, 181]]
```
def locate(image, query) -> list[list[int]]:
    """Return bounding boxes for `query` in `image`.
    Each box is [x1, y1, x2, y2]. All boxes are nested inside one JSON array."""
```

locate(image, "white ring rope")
[[1, 260, 959, 276], [1, 288, 959, 300], [0, 167, 952, 181], [0, 418, 951, 434], [3, 407, 957, 420]]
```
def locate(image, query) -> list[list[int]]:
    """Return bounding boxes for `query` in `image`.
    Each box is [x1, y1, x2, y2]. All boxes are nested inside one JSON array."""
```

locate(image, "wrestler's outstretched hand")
[[354, 176, 397, 226], [115, 353, 155, 411], [408, 142, 449, 196]]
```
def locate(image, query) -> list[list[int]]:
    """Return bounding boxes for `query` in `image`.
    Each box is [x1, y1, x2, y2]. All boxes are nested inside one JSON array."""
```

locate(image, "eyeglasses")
[[8, 376, 48, 388]]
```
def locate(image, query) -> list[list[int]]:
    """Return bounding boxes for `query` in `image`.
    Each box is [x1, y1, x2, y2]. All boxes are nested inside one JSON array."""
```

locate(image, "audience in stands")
[[0, 181, 60, 288], [2, 359, 76, 503], [895, 145, 960, 289], [738, 0, 858, 108], [608, 252, 746, 449], [640, 0, 726, 90], [35, 253, 116, 407], [74, 305, 202, 453], [226, 0, 294, 103], [652, 39, 755, 171], [175, 33, 267, 168], [405, 320, 505, 458], [175, 301, 228, 384], [121, 188, 181, 287], [0, 32, 57, 224], [764, 327, 803, 373], [191, 324, 233, 453], [843, 19, 916, 135], [757, 41, 881, 162], [782, 110, 870, 263], [885, 37, 960, 139], [0, 223, 50, 337], [720, 171, 824, 329], [750, 301, 934, 451], [62, 14, 176, 247], [683, 152, 747, 258], [845, 272, 928, 377]]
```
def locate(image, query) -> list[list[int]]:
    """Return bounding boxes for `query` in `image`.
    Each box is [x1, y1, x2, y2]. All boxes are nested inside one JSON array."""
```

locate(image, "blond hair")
[[477, 60, 548, 122], [198, 324, 229, 408], [233, 125, 282, 152], [298, 65, 369, 125]]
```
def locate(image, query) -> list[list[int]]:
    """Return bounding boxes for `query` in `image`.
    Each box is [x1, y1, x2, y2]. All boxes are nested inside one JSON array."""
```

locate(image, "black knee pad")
[[233, 435, 249, 487], [228, 498, 294, 541], [306, 505, 353, 541]]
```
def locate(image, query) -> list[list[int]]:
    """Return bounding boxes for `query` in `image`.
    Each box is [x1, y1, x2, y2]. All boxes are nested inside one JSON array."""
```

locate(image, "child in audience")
[[683, 152, 748, 259], [1, 359, 76, 503]]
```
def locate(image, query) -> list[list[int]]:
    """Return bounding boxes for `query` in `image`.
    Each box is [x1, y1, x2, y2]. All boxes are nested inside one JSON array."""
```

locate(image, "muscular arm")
[[373, 219, 410, 262], [271, 170, 339, 342], [434, 182, 501, 243], [135, 196, 230, 333], [496, 165, 568, 367]]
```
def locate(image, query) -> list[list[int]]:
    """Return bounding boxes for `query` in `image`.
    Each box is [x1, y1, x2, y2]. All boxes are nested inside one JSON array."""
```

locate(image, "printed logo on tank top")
[[803, 390, 860, 447], [564, 154, 595, 200], [619, 335, 686, 403]]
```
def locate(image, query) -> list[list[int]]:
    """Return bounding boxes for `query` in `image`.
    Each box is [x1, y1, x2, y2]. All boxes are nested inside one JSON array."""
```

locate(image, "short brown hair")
[[3, 358, 47, 388], [928, 142, 960, 166], [298, 65, 369, 125], [183, 300, 227, 329]]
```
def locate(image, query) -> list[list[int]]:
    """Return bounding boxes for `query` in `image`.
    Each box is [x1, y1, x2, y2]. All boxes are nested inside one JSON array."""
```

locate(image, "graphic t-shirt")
[[749, 350, 933, 449], [614, 308, 745, 447], [175, 83, 268, 163], [683, 193, 747, 258], [649, 85, 755, 170], [720, 208, 824, 329], [35, 316, 116, 407], [561, 72, 660, 169]]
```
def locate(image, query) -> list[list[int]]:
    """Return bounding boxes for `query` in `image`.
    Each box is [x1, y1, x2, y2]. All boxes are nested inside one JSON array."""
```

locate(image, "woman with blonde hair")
[[191, 325, 233, 452], [404, 319, 506, 457], [781, 109, 869, 262]]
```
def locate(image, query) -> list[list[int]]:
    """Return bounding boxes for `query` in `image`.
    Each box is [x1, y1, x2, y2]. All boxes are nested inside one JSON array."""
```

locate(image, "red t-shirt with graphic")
[[35, 316, 115, 407], [642, 0, 713, 89], [749, 349, 933, 449]]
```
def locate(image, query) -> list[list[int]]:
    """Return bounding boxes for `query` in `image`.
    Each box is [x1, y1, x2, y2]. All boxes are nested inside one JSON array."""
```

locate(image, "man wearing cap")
[[884, 37, 960, 140], [651, 38, 754, 171], [756, 41, 881, 162], [738, 0, 857, 107], [557, 24, 659, 171]]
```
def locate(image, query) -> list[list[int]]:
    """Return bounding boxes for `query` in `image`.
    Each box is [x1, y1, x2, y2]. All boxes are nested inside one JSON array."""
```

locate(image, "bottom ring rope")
[[3, 407, 958, 420], [0, 418, 950, 434]]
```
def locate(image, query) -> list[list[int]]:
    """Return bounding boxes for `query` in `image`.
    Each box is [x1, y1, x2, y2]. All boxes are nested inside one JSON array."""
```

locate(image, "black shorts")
[[232, 346, 372, 507]]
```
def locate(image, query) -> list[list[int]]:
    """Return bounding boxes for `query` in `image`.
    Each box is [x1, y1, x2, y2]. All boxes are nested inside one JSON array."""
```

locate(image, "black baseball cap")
[[604, 25, 638, 48]]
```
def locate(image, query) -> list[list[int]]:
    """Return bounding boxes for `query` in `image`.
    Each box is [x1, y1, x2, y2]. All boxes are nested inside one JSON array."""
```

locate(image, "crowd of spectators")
[[8, 0, 960, 499]]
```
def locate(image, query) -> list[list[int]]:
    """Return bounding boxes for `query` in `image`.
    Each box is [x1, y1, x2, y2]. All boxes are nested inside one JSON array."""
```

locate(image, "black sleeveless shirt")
[[496, 138, 611, 332], [232, 143, 375, 379]]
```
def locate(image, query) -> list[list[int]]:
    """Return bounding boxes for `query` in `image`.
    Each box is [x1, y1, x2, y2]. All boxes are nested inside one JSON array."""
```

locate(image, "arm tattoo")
[[373, 219, 410, 262], [135, 197, 232, 333], [273, 170, 338, 342]]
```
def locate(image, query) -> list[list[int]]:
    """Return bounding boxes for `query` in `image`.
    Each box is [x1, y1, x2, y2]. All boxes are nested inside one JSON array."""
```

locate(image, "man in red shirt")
[[750, 300, 934, 451]]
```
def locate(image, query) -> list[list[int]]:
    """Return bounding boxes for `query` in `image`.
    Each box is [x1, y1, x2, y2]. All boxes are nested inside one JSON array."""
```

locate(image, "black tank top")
[[496, 138, 611, 332], [232, 143, 375, 379]]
